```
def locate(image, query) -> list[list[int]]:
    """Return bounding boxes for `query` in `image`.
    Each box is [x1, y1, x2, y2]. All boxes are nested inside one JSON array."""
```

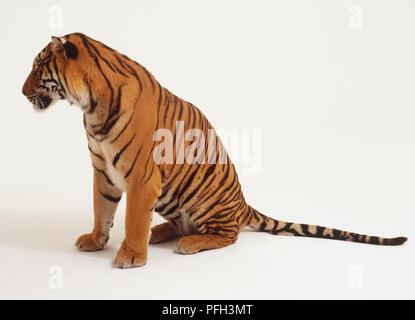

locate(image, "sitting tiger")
[[22, 33, 407, 268]]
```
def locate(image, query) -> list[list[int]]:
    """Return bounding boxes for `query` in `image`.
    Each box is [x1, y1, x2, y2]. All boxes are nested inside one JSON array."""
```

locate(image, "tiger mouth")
[[30, 94, 52, 111]]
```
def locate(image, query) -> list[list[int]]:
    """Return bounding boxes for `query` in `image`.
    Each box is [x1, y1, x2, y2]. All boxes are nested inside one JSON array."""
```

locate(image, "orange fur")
[[22, 33, 407, 269]]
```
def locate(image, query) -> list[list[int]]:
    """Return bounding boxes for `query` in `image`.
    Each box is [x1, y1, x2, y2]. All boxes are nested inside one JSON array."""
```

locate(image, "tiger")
[[22, 33, 407, 268]]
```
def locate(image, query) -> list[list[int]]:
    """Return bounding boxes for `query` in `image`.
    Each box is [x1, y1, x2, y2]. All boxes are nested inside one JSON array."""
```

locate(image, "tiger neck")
[[80, 82, 128, 142], [68, 63, 158, 143]]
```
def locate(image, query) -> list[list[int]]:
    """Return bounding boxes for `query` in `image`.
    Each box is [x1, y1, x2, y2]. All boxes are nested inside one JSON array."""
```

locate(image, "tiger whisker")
[[38, 96, 45, 109], [26, 93, 39, 99]]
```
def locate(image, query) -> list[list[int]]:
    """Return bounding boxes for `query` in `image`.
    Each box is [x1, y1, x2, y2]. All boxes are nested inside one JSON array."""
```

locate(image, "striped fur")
[[22, 33, 407, 268]]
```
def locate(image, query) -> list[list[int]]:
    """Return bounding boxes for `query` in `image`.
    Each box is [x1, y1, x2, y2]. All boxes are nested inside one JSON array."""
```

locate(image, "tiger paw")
[[112, 248, 147, 269], [75, 233, 106, 251], [149, 222, 178, 244], [175, 236, 202, 255]]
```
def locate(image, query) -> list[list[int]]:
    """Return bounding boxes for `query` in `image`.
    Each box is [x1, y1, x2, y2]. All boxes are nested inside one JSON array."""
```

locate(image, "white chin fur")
[[32, 100, 55, 112], [33, 104, 49, 112]]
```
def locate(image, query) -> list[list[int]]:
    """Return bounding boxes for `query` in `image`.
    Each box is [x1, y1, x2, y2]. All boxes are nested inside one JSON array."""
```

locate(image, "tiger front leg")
[[112, 178, 160, 269], [76, 169, 122, 251]]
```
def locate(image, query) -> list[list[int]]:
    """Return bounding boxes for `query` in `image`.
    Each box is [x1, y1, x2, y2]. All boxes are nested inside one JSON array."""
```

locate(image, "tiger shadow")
[[0, 211, 177, 261]]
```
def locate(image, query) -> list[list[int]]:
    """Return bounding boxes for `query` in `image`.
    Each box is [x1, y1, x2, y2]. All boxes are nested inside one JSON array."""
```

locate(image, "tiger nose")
[[22, 80, 29, 96], [22, 69, 35, 97]]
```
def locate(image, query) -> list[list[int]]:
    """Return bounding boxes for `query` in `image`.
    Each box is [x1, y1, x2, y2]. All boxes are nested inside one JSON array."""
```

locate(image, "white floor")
[[1, 0, 414, 300], [0, 202, 413, 299]]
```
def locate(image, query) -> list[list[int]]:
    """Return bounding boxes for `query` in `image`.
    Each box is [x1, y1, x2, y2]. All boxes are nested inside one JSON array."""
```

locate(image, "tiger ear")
[[51, 36, 78, 60]]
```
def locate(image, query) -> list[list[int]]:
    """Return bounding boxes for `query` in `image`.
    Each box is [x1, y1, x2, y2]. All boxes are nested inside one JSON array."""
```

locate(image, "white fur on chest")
[[106, 163, 126, 192], [176, 209, 196, 235], [101, 147, 127, 192]]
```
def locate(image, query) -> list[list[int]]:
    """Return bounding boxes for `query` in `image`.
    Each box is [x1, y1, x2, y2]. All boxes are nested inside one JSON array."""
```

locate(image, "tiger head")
[[22, 35, 83, 112]]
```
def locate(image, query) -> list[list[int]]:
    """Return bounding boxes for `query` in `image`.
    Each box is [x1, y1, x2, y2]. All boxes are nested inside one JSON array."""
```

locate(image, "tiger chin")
[[22, 33, 407, 269]]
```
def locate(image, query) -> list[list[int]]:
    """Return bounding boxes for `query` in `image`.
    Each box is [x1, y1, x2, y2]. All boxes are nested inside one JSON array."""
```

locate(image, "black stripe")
[[163, 90, 171, 125], [197, 162, 232, 203], [271, 219, 279, 233], [300, 224, 314, 237], [332, 229, 341, 239], [87, 85, 97, 114], [124, 145, 142, 179], [181, 165, 216, 207], [110, 108, 134, 144], [175, 167, 200, 203], [164, 202, 179, 217], [315, 226, 326, 238], [169, 95, 179, 129], [111, 62, 129, 77], [45, 59, 64, 96], [252, 209, 260, 223], [369, 236, 379, 245], [195, 169, 238, 223], [177, 99, 184, 121], [76, 33, 115, 135], [140, 65, 155, 92], [100, 191, 121, 203], [170, 219, 178, 227], [143, 161, 156, 185], [259, 220, 267, 232], [351, 232, 360, 242], [88, 145, 104, 161], [94, 85, 123, 137], [113, 134, 135, 167], [279, 222, 294, 235], [93, 165, 114, 186], [157, 83, 163, 107], [86, 39, 124, 76], [141, 83, 162, 183], [113, 53, 143, 91]]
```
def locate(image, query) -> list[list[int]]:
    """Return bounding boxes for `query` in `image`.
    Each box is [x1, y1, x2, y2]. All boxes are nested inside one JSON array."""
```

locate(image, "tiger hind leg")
[[175, 224, 239, 255], [149, 222, 178, 244]]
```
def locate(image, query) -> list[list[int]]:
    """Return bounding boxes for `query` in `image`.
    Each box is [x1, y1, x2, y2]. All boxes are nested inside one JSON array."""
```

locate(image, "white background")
[[0, 0, 414, 299]]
